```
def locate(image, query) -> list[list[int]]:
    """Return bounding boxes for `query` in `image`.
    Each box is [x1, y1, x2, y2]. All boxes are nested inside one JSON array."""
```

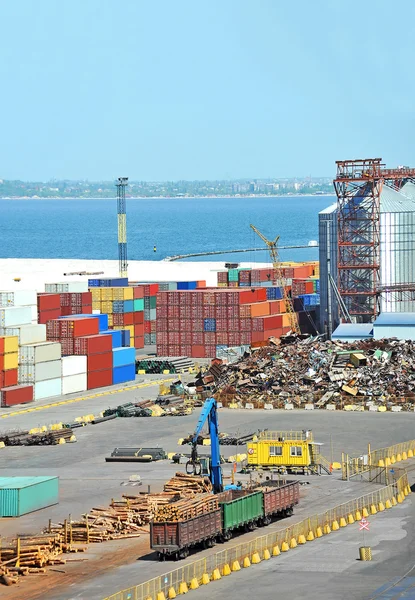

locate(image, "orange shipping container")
[[249, 302, 270, 317], [269, 300, 286, 314]]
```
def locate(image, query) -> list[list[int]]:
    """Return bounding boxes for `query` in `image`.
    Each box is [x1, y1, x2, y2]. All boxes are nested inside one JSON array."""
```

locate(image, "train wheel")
[[222, 531, 232, 542], [263, 515, 272, 526]]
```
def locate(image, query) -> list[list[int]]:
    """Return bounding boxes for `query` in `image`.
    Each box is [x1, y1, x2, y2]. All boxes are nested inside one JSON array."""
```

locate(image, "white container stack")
[[19, 341, 62, 364], [0, 324, 47, 345], [45, 282, 88, 293], [61, 356, 87, 395], [0, 291, 38, 324], [19, 360, 62, 384], [34, 378, 62, 400], [0, 307, 33, 327]]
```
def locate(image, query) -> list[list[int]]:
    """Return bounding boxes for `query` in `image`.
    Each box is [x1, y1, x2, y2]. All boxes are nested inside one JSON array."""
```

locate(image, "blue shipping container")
[[112, 363, 136, 384], [0, 476, 59, 517], [121, 329, 131, 347], [112, 301, 124, 314], [100, 329, 123, 348], [113, 347, 136, 367], [95, 278, 129, 287], [203, 318, 216, 332], [123, 300, 134, 313], [88, 279, 99, 287], [177, 281, 197, 290], [59, 313, 108, 332]]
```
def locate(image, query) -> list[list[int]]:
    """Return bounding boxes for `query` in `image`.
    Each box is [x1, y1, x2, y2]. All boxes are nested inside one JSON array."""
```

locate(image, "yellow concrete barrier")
[[362, 507, 369, 517], [385, 499, 392, 509], [355, 510, 362, 521], [157, 592, 166, 600], [307, 530, 315, 541], [370, 504, 377, 515], [272, 545, 280, 556], [178, 582, 188, 594], [243, 556, 251, 568], [289, 537, 297, 549], [251, 552, 261, 564], [339, 517, 347, 527], [298, 534, 306, 544], [231, 560, 241, 571], [222, 564, 231, 576], [263, 548, 271, 560], [408, 449, 414, 458], [316, 526, 323, 538], [212, 568, 221, 580], [402, 451, 408, 461], [190, 577, 199, 589], [378, 502, 385, 512], [202, 573, 210, 584], [281, 541, 290, 552], [332, 520, 340, 531], [323, 524, 331, 535], [168, 587, 176, 598], [347, 514, 355, 524]]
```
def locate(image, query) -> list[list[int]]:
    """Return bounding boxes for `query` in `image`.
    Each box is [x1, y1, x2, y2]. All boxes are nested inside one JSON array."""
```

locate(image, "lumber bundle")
[[0, 534, 65, 585], [0, 428, 76, 446], [163, 472, 213, 496], [153, 493, 218, 523]]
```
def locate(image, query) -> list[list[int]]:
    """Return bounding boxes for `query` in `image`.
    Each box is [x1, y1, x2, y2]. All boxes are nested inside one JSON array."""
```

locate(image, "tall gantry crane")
[[250, 224, 300, 334], [116, 177, 128, 278]]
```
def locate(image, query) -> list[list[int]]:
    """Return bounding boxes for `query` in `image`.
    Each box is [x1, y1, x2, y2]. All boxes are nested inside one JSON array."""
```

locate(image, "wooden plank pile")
[[163, 472, 213, 496], [153, 493, 219, 523]]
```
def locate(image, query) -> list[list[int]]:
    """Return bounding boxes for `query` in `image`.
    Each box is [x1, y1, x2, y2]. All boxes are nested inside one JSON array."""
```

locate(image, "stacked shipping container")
[[156, 289, 292, 358]]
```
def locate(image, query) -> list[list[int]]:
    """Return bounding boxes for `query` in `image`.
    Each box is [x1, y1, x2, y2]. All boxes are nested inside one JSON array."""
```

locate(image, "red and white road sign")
[[359, 518, 370, 531], [248, 448, 254, 455]]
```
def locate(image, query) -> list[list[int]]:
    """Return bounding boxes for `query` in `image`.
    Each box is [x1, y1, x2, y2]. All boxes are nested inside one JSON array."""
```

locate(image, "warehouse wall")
[[318, 206, 339, 334]]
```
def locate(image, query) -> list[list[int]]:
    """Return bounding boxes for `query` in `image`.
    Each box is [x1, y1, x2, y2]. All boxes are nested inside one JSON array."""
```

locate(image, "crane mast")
[[250, 224, 300, 335]]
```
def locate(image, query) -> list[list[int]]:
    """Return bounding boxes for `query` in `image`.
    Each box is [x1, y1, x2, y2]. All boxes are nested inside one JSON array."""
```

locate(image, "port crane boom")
[[250, 224, 300, 334], [186, 397, 223, 493]]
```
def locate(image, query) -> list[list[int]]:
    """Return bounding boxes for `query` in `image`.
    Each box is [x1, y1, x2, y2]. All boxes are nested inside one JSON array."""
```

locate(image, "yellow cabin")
[[246, 430, 330, 475]]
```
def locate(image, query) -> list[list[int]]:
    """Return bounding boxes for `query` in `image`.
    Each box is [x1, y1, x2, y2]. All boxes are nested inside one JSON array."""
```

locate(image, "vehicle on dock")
[[150, 479, 299, 559], [245, 430, 332, 475]]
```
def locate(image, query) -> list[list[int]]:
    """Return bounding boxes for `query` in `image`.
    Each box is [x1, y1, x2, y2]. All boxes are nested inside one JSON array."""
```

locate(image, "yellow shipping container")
[[2, 335, 19, 353], [91, 289, 101, 300], [100, 289, 113, 301], [4, 352, 18, 370], [92, 300, 101, 311], [129, 336, 135, 348], [111, 288, 124, 300], [101, 301, 113, 314], [247, 439, 311, 468], [122, 287, 133, 300], [107, 314, 113, 326]]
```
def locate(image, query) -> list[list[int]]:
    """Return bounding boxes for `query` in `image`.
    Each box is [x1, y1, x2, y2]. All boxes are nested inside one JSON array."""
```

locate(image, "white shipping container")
[[0, 290, 37, 307], [0, 306, 32, 327], [61, 355, 87, 377], [34, 378, 62, 401], [0, 324, 47, 345], [19, 342, 62, 365], [30, 305, 38, 322], [19, 360, 62, 383], [45, 282, 88, 293], [62, 373, 87, 395]]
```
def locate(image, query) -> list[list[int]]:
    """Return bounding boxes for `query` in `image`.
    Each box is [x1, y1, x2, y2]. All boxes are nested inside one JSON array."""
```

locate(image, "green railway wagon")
[[218, 489, 263, 540]]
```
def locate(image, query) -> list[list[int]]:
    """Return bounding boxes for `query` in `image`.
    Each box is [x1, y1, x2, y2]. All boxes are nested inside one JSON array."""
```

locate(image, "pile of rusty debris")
[[199, 338, 415, 409]]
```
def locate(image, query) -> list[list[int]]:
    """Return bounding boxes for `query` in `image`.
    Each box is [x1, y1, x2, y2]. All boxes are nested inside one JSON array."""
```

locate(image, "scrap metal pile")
[[102, 395, 190, 418], [208, 338, 415, 408], [0, 428, 76, 446]]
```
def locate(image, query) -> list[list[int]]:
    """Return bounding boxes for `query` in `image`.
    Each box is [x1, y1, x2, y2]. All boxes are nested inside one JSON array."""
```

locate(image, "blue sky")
[[0, 0, 413, 181]]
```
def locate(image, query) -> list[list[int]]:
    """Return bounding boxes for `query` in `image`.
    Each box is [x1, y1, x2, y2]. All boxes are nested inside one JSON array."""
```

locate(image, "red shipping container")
[[180, 344, 192, 356], [38, 293, 61, 311], [144, 284, 159, 296], [74, 334, 112, 355], [228, 332, 241, 346], [190, 292, 203, 306], [168, 318, 180, 332], [81, 304, 93, 314], [240, 332, 251, 345], [181, 331, 192, 345], [87, 352, 113, 372], [167, 291, 179, 306], [202, 305, 216, 318], [191, 345, 206, 358], [228, 282, 238, 288], [228, 319, 240, 332], [157, 292, 167, 305], [238, 290, 258, 304], [204, 332, 216, 345], [150, 321, 156, 333], [38, 308, 62, 324], [217, 272, 228, 284], [157, 332, 168, 344], [269, 300, 286, 314], [167, 345, 180, 356], [205, 346, 217, 358], [1, 384, 34, 407], [179, 305, 192, 319], [214, 291, 227, 306], [134, 324, 144, 337], [113, 313, 134, 326], [191, 332, 203, 345], [259, 269, 274, 282], [0, 338, 4, 354], [239, 270, 251, 283], [60, 338, 75, 355], [251, 330, 266, 343], [169, 332, 181, 345], [60, 318, 99, 338], [135, 336, 144, 349], [157, 318, 168, 331], [215, 319, 228, 332], [216, 332, 229, 345], [191, 319, 204, 332], [0, 369, 18, 388], [157, 304, 168, 318], [203, 291, 216, 306], [157, 343, 168, 355], [133, 286, 144, 299], [239, 318, 252, 332], [168, 305, 180, 318], [181, 319, 192, 332], [87, 369, 113, 390], [193, 306, 203, 319], [252, 315, 283, 331], [145, 322, 152, 334]]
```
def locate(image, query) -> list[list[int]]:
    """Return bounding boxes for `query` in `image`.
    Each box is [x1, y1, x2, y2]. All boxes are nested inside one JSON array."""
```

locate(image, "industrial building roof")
[[320, 186, 415, 216], [332, 323, 374, 339], [319, 203, 337, 215], [374, 313, 415, 326]]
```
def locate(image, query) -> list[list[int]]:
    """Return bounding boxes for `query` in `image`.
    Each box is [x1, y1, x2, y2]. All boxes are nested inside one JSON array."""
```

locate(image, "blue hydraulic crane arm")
[[186, 397, 223, 493]]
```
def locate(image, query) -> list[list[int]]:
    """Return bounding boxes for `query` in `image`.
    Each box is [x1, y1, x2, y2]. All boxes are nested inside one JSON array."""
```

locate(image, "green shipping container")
[[219, 490, 263, 530], [0, 476, 59, 517], [133, 298, 144, 312], [149, 296, 157, 309]]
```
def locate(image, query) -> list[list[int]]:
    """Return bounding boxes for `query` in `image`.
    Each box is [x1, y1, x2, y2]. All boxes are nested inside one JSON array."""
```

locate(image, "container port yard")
[[1, 159, 415, 600]]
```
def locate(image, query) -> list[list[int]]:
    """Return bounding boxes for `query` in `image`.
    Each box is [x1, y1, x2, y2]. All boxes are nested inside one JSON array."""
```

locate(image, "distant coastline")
[[0, 193, 336, 200]]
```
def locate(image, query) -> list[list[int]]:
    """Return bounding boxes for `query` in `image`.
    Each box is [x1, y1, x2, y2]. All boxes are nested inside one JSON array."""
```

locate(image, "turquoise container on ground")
[[112, 347, 136, 367], [133, 298, 144, 312], [0, 476, 59, 517]]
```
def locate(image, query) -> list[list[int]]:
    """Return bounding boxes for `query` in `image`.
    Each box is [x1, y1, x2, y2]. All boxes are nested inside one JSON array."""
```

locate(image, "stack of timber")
[[0, 428, 76, 446], [153, 493, 218, 523], [163, 472, 213, 496]]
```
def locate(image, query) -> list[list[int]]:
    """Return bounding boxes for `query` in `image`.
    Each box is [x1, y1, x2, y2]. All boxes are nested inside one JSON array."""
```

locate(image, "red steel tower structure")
[[334, 159, 415, 322]]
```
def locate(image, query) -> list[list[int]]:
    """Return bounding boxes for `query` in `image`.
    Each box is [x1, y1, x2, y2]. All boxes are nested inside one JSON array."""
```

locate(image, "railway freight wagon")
[[150, 480, 299, 559]]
